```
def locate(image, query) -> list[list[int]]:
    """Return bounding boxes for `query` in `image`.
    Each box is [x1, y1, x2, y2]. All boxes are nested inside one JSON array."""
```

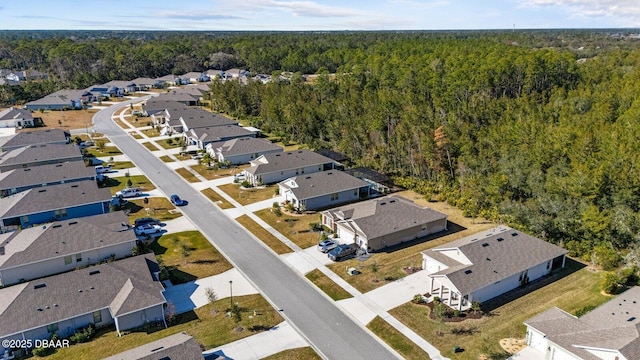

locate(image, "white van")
[[115, 187, 142, 198], [95, 165, 111, 174]]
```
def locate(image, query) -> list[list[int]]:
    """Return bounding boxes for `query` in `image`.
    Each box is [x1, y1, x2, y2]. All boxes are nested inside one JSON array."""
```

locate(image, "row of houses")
[[0, 128, 169, 357]]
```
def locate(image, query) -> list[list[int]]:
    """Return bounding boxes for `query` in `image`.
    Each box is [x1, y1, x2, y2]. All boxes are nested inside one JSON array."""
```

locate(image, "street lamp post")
[[229, 280, 233, 309]]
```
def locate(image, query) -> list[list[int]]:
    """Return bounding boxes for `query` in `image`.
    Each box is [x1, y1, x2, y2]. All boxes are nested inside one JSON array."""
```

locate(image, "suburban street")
[[92, 98, 400, 360]]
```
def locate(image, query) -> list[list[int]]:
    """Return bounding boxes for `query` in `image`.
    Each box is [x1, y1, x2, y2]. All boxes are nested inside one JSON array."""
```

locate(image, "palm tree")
[[199, 152, 213, 168]]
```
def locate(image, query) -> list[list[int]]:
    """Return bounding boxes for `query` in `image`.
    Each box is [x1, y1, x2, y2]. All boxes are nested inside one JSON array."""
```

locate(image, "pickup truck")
[[327, 243, 359, 261]]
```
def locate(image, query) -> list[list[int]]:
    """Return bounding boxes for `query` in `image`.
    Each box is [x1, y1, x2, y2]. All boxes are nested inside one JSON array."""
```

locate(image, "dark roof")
[[280, 170, 369, 200], [0, 107, 33, 122], [103, 332, 204, 360], [424, 226, 568, 295], [174, 108, 237, 130], [191, 126, 253, 143], [142, 99, 185, 115], [343, 167, 391, 185], [322, 196, 447, 240], [0, 254, 165, 338], [0, 129, 69, 151], [0, 143, 82, 170], [0, 212, 135, 270], [245, 150, 334, 176], [156, 91, 199, 103], [217, 137, 283, 157], [0, 161, 95, 191], [315, 149, 349, 163], [525, 286, 640, 360], [24, 89, 87, 107], [0, 180, 111, 219]]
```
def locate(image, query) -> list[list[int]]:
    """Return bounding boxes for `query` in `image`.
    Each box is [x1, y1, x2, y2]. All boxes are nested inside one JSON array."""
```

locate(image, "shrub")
[[241, 180, 251, 188], [453, 309, 461, 318], [412, 294, 424, 304], [573, 305, 596, 317], [274, 187, 280, 195], [69, 324, 96, 344], [433, 296, 441, 303], [601, 272, 622, 294], [309, 222, 323, 232]]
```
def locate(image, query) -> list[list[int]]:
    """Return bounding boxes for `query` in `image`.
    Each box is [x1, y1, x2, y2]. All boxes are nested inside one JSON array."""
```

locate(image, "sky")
[[0, 0, 639, 31]]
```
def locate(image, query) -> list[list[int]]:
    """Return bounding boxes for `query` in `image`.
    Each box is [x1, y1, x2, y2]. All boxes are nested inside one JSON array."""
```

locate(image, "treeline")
[[1, 31, 639, 265]]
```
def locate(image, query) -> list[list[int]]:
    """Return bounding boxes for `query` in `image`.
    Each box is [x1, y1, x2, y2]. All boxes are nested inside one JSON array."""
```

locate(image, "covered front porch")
[[427, 276, 470, 311]]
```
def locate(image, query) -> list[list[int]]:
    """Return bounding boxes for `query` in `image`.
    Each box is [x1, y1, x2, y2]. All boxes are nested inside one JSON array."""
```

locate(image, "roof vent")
[[78, 289, 83, 293], [327, 172, 333, 175], [482, 243, 489, 247], [380, 202, 386, 206], [52, 224, 62, 228], [389, 200, 396, 203], [486, 258, 491, 261], [89, 270, 100, 276], [69, 221, 78, 225], [38, 189, 46, 193], [71, 184, 79, 188], [629, 317, 637, 322], [54, 304, 58, 307], [511, 232, 518, 236], [24, 168, 31, 171], [464, 270, 472, 274], [56, 164, 62, 167], [34, 283, 46, 289], [497, 237, 504, 242], [37, 308, 43, 312]]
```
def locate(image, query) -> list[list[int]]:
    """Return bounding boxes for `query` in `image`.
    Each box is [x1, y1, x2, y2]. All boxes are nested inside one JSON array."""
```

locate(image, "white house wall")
[[471, 261, 549, 303], [526, 327, 548, 352], [583, 348, 626, 360], [436, 249, 472, 265], [549, 345, 583, 360], [0, 241, 136, 287], [423, 256, 449, 275], [247, 164, 327, 185], [220, 147, 283, 165]]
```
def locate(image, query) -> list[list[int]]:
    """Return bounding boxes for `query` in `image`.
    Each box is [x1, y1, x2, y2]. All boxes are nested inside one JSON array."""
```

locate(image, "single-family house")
[[130, 77, 157, 91], [0, 253, 167, 356], [0, 180, 112, 232], [344, 167, 393, 193], [185, 126, 255, 149], [279, 170, 371, 211], [0, 161, 96, 198], [242, 150, 336, 186], [206, 69, 224, 79], [0, 78, 19, 86], [6, 70, 47, 82], [523, 286, 640, 360], [223, 68, 250, 80], [0, 129, 70, 152], [155, 74, 181, 86], [0, 107, 34, 129], [252, 74, 272, 84], [0, 143, 82, 172], [142, 99, 184, 120], [181, 72, 210, 83], [86, 83, 122, 99], [159, 106, 237, 137], [421, 226, 567, 311], [173, 84, 209, 100], [24, 89, 90, 111], [155, 91, 200, 106], [208, 137, 283, 164], [321, 196, 448, 252], [103, 80, 138, 94], [103, 332, 204, 360], [0, 211, 136, 287]]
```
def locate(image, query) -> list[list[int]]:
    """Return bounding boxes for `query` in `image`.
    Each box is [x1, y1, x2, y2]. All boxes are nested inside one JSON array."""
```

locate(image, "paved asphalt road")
[[93, 99, 400, 360]]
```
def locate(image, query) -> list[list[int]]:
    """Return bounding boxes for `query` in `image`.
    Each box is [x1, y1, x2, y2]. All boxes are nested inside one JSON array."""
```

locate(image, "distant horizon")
[[1, 28, 639, 33], [1, 0, 639, 31]]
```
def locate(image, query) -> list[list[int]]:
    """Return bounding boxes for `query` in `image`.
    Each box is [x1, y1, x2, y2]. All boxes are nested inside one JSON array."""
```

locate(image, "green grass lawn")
[[156, 138, 183, 149], [367, 316, 431, 360], [305, 269, 353, 301], [130, 132, 144, 139], [389, 259, 609, 360], [218, 183, 277, 205], [45, 294, 283, 360], [159, 155, 175, 162], [141, 128, 161, 138], [236, 215, 292, 255], [191, 164, 248, 181], [141, 142, 160, 151], [262, 347, 321, 360], [104, 175, 155, 195], [254, 209, 323, 249], [176, 167, 200, 183], [109, 161, 135, 170], [148, 230, 232, 284], [85, 145, 123, 157], [201, 188, 235, 209], [125, 197, 183, 223]]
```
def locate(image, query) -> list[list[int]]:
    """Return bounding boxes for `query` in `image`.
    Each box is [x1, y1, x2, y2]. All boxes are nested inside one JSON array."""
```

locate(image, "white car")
[[134, 224, 162, 236], [115, 187, 142, 198]]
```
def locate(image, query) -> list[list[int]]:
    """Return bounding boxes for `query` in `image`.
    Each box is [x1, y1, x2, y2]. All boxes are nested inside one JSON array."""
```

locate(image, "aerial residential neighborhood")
[[0, 25, 638, 360]]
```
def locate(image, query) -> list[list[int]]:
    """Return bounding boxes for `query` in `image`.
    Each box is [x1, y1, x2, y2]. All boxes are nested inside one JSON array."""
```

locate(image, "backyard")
[[218, 183, 276, 205], [389, 259, 609, 359], [148, 230, 232, 284], [254, 209, 324, 249], [44, 294, 283, 360]]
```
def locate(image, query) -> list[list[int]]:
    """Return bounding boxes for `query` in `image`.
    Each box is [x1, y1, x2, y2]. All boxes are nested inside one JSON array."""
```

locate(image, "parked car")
[[170, 194, 186, 206], [328, 244, 359, 261], [191, 153, 204, 160], [317, 239, 337, 253], [115, 187, 142, 198], [134, 224, 162, 236], [234, 173, 246, 181], [134, 217, 161, 227], [79, 140, 95, 149], [132, 110, 143, 116], [95, 165, 111, 174]]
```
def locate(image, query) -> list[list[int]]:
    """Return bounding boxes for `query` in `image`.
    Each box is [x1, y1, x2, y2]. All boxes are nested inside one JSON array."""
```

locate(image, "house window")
[[54, 209, 67, 219], [331, 193, 339, 201], [93, 310, 102, 323], [21, 215, 29, 224], [547, 260, 552, 269], [301, 168, 305, 174], [353, 189, 358, 196], [76, 254, 82, 263], [64, 256, 72, 265], [295, 169, 299, 175], [47, 323, 58, 334]]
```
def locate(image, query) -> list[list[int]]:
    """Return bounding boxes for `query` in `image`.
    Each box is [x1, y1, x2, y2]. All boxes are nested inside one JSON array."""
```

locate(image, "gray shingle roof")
[[24, 89, 87, 107], [0, 254, 165, 338], [0, 161, 95, 191], [525, 286, 640, 360], [217, 137, 282, 157], [157, 91, 199, 103], [142, 99, 185, 116], [0, 107, 33, 122], [191, 126, 253, 143], [174, 109, 237, 130], [0, 143, 82, 170], [425, 226, 567, 295], [245, 150, 334, 176], [0, 212, 135, 270], [280, 170, 369, 200], [0, 129, 68, 151], [322, 196, 447, 240], [0, 180, 110, 219], [103, 332, 204, 360]]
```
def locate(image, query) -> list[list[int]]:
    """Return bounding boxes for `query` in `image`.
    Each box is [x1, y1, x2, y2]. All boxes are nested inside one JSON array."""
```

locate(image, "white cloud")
[[217, 0, 359, 18], [520, 0, 640, 26]]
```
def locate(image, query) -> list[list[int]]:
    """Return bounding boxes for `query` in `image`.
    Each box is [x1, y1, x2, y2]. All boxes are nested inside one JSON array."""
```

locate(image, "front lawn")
[[103, 175, 155, 195], [191, 164, 248, 181], [45, 294, 283, 360], [262, 347, 321, 360], [141, 128, 161, 138], [201, 188, 235, 209], [236, 215, 292, 254], [367, 316, 431, 360], [389, 259, 609, 360], [159, 155, 175, 162], [176, 167, 200, 183], [156, 137, 183, 149], [85, 145, 123, 157], [305, 269, 353, 301], [125, 197, 182, 223], [218, 183, 276, 205], [148, 230, 232, 283], [254, 209, 323, 249], [141, 142, 160, 151], [109, 161, 135, 170]]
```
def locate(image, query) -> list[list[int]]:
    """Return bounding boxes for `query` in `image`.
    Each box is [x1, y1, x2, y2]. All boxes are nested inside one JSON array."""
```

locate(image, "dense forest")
[[1, 30, 639, 272]]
